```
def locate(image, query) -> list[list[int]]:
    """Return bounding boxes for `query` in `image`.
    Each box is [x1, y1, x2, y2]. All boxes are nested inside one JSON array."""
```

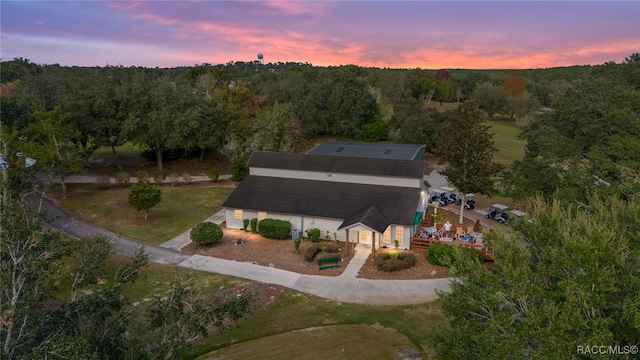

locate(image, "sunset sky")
[[2, 1, 639, 70]]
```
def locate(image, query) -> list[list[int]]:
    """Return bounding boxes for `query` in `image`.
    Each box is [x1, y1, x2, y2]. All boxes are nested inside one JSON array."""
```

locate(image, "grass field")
[[51, 184, 233, 244], [186, 290, 446, 359], [198, 324, 420, 360], [486, 120, 526, 164]]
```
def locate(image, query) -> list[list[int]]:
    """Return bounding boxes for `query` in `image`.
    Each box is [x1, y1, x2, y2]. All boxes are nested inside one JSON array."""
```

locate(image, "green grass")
[[51, 252, 245, 302], [50, 251, 447, 360], [51, 184, 233, 244], [486, 120, 526, 165], [198, 324, 418, 360], [186, 290, 447, 359]]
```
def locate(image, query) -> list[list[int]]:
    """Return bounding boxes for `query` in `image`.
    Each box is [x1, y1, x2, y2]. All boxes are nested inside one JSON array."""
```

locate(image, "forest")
[[1, 54, 639, 359], [2, 55, 639, 201]]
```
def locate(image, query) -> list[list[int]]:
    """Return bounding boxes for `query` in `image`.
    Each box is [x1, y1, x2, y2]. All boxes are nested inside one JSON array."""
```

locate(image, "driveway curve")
[[26, 193, 451, 305]]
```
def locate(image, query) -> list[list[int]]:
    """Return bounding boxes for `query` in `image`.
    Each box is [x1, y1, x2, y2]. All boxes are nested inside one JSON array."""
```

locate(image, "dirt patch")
[[182, 225, 452, 280], [357, 248, 451, 280], [182, 226, 352, 277]]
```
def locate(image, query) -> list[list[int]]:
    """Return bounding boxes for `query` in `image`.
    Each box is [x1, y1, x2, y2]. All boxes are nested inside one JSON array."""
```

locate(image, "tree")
[[0, 199, 71, 357], [390, 101, 447, 154], [122, 74, 199, 170], [502, 74, 526, 97], [504, 91, 540, 127], [128, 181, 162, 221], [471, 83, 508, 119], [434, 195, 640, 359], [507, 73, 640, 202], [1, 194, 255, 359], [436, 100, 503, 223], [21, 105, 82, 199]]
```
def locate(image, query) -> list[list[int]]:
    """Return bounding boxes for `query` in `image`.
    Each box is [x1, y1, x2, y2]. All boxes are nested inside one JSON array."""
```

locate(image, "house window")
[[395, 226, 403, 242], [233, 209, 243, 219], [258, 211, 267, 221], [383, 227, 391, 244]]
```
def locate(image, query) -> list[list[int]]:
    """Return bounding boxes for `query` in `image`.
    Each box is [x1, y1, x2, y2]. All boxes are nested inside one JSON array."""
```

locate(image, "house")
[[221, 143, 428, 251]]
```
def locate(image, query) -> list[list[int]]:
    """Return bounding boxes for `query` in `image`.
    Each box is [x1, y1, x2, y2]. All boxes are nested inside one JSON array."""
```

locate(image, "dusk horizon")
[[2, 1, 638, 70]]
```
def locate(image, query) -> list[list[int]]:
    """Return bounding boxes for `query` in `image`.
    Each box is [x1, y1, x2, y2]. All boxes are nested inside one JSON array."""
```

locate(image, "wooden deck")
[[410, 236, 495, 261]]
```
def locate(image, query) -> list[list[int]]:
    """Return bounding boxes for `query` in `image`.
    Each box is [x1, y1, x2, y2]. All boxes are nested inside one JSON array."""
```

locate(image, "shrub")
[[294, 238, 302, 253], [320, 245, 328, 253], [128, 181, 162, 221], [96, 174, 111, 189], [135, 170, 149, 183], [168, 173, 180, 187], [152, 170, 166, 184], [207, 168, 219, 182], [242, 219, 250, 231], [305, 228, 321, 242], [304, 245, 321, 262], [182, 173, 193, 186], [115, 172, 131, 187], [258, 219, 291, 240], [427, 243, 483, 267], [250, 218, 258, 233], [190, 222, 223, 245], [375, 251, 416, 272]]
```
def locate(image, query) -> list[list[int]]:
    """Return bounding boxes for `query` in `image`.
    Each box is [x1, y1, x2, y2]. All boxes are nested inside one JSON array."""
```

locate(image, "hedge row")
[[375, 251, 416, 272], [427, 243, 483, 266], [258, 219, 292, 240]]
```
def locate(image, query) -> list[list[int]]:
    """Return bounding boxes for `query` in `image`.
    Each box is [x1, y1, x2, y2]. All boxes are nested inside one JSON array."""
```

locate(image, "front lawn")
[[50, 183, 233, 244]]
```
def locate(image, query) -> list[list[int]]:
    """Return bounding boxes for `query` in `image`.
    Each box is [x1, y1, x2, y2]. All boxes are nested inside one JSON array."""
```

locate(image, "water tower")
[[257, 53, 264, 64]]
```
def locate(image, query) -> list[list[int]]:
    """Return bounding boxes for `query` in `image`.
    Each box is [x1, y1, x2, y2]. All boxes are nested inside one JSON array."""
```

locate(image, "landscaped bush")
[[207, 168, 219, 182], [305, 228, 321, 242], [427, 243, 483, 266], [96, 174, 111, 189], [190, 222, 223, 245], [182, 173, 193, 186], [135, 170, 149, 183], [304, 244, 321, 262], [243, 219, 249, 231], [375, 251, 416, 272], [258, 219, 291, 240], [115, 171, 131, 187], [168, 173, 180, 187], [250, 218, 258, 233], [152, 170, 166, 184]]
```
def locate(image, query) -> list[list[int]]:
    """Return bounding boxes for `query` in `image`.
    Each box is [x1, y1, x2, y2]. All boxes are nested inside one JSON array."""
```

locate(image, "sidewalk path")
[[29, 194, 451, 305]]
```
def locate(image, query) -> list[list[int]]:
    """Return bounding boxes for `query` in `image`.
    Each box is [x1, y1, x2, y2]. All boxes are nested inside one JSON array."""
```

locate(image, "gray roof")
[[249, 151, 424, 179], [307, 141, 425, 160], [338, 205, 389, 233], [222, 176, 421, 226]]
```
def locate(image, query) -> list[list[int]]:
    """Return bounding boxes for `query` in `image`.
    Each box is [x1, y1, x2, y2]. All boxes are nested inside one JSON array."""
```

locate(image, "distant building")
[[222, 143, 428, 251]]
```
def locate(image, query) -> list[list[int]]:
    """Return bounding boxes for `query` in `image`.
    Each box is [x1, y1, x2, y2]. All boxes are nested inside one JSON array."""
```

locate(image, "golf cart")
[[486, 204, 510, 224], [429, 189, 449, 206], [509, 210, 526, 223], [455, 193, 476, 209], [440, 187, 457, 205]]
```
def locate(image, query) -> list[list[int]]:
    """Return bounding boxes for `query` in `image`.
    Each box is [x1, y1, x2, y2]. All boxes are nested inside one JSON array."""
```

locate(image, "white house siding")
[[225, 208, 413, 248], [250, 167, 421, 189]]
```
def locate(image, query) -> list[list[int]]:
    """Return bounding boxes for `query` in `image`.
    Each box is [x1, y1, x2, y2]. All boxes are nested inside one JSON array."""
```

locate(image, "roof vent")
[[384, 149, 393, 155], [335, 147, 344, 153]]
